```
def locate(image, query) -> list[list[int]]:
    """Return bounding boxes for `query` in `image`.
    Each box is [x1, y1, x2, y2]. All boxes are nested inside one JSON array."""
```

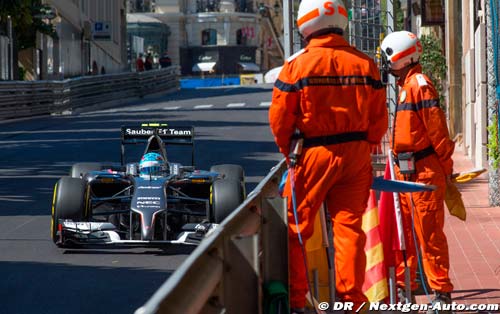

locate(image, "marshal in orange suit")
[[269, 1, 388, 313], [381, 31, 455, 311]]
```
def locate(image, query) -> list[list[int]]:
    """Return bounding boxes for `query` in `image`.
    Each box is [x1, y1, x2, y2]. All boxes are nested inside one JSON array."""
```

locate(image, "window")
[[197, 0, 220, 12], [421, 0, 445, 25], [202, 29, 217, 45]]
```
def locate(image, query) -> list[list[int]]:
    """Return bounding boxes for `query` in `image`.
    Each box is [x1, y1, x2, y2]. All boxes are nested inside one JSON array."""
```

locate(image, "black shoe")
[[397, 287, 417, 304], [426, 291, 452, 314]]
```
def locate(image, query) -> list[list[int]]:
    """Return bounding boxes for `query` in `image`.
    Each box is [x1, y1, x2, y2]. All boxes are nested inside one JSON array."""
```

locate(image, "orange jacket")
[[269, 34, 388, 156], [393, 65, 454, 175]]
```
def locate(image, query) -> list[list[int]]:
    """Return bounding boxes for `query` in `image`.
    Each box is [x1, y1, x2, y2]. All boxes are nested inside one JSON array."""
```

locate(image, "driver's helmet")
[[139, 152, 166, 177]]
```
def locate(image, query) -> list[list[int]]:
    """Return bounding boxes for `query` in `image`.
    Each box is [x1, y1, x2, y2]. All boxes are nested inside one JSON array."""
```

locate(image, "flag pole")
[[320, 202, 336, 308], [388, 150, 412, 302]]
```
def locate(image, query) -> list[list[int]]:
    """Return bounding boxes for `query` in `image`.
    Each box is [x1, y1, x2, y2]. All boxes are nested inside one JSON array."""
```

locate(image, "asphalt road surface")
[[0, 85, 282, 314]]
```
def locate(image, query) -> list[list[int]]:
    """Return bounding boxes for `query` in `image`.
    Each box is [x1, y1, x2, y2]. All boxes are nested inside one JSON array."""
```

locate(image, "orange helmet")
[[297, 0, 348, 40]]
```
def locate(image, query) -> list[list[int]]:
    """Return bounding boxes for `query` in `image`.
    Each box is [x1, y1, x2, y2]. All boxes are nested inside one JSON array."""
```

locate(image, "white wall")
[[474, 23, 488, 169], [56, 18, 83, 77], [464, 49, 476, 158], [48, 0, 127, 77]]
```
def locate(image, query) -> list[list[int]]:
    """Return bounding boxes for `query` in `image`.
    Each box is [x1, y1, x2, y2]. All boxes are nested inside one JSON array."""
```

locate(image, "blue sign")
[[93, 21, 111, 40], [95, 22, 103, 31]]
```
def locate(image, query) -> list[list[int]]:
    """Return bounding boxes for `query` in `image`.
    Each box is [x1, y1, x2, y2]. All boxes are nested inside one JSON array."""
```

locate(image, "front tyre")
[[210, 164, 245, 182], [51, 176, 86, 245], [210, 164, 246, 198], [211, 179, 244, 224]]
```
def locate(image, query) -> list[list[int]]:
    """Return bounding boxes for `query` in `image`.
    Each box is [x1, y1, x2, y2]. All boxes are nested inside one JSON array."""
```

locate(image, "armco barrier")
[[0, 67, 179, 120], [134, 158, 389, 314], [135, 159, 288, 314]]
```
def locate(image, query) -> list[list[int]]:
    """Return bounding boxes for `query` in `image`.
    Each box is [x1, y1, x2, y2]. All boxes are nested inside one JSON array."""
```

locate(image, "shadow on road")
[[0, 261, 173, 314]]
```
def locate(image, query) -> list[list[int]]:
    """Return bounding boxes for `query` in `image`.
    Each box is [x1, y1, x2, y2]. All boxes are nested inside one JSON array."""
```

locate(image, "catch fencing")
[[0, 67, 179, 120]]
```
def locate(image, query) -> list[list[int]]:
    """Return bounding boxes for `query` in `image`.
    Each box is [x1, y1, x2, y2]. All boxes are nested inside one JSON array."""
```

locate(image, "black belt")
[[394, 145, 435, 164], [414, 145, 436, 161], [302, 131, 367, 148]]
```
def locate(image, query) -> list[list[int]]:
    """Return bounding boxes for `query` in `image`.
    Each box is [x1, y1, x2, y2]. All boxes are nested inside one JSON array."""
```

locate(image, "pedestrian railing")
[[135, 159, 289, 314], [0, 67, 179, 120]]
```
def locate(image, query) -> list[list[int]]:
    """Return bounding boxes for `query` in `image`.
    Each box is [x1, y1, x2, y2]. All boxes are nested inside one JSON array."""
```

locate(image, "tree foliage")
[[0, 0, 57, 50], [420, 34, 447, 107], [380, 0, 405, 32], [488, 114, 500, 170]]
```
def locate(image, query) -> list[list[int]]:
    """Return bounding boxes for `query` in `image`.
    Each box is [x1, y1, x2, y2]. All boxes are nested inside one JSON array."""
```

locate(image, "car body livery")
[[51, 123, 245, 247]]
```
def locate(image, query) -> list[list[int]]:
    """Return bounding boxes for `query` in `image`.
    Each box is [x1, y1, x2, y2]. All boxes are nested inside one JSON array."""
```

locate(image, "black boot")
[[426, 291, 452, 314], [397, 287, 417, 304]]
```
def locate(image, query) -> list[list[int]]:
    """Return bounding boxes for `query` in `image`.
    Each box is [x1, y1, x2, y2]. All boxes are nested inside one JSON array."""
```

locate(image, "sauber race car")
[[50, 123, 246, 248]]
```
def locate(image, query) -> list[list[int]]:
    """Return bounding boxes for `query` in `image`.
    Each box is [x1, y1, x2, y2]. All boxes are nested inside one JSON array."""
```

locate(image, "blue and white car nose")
[[131, 178, 167, 240]]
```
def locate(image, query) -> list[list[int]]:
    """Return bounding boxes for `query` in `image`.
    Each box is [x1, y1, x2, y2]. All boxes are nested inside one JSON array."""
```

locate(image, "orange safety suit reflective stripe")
[[269, 34, 388, 309], [392, 64, 454, 293]]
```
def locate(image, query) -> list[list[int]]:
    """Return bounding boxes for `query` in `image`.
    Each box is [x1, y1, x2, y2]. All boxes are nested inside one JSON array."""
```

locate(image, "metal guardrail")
[[0, 67, 179, 120], [134, 158, 388, 314], [135, 159, 289, 314]]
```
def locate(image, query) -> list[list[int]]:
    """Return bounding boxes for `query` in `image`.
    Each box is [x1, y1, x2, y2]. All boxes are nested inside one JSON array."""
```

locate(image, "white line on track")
[[226, 103, 246, 108], [127, 107, 150, 112], [81, 109, 118, 115], [163, 106, 180, 110], [259, 102, 271, 107], [194, 104, 214, 109]]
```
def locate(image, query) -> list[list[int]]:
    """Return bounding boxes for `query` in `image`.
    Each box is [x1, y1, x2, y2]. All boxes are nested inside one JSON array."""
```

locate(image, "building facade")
[[400, 0, 495, 201], [37, 0, 128, 79], [460, 0, 488, 170], [128, 0, 284, 75]]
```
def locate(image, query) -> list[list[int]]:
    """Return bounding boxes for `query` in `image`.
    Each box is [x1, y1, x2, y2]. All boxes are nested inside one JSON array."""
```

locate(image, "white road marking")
[[226, 103, 246, 108], [81, 109, 117, 115], [127, 107, 150, 112], [259, 102, 271, 107], [194, 104, 214, 109], [163, 106, 180, 110]]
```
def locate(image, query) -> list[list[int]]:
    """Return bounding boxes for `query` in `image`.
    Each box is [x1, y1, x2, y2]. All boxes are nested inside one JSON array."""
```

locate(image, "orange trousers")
[[395, 155, 454, 293], [284, 142, 372, 309]]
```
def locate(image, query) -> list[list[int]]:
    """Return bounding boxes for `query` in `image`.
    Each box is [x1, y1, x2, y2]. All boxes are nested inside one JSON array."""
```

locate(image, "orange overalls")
[[269, 34, 388, 309], [392, 65, 454, 293]]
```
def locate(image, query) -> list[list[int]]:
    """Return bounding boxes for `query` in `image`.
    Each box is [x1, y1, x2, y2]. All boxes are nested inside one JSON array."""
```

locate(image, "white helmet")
[[297, 0, 348, 40], [380, 31, 423, 71]]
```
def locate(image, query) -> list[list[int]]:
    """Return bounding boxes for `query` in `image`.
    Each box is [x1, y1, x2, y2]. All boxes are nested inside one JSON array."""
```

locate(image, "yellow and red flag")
[[362, 189, 389, 302]]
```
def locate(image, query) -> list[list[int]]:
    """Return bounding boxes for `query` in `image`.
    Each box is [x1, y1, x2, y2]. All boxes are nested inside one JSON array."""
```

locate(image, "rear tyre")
[[70, 162, 103, 178], [211, 179, 244, 224], [51, 176, 86, 246]]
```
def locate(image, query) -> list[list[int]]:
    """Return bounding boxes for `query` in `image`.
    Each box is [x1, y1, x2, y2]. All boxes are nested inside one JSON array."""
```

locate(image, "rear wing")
[[120, 124, 195, 166]]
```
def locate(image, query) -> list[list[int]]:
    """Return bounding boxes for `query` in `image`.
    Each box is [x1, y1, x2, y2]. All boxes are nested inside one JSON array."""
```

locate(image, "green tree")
[[380, 0, 405, 32], [419, 34, 447, 108], [487, 114, 500, 170], [0, 0, 56, 50]]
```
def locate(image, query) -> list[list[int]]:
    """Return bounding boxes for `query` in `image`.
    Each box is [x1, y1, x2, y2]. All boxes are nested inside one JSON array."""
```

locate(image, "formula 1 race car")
[[50, 123, 246, 248]]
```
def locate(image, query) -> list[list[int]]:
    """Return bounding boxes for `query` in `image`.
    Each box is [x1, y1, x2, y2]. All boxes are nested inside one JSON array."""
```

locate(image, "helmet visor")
[[139, 160, 164, 176]]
